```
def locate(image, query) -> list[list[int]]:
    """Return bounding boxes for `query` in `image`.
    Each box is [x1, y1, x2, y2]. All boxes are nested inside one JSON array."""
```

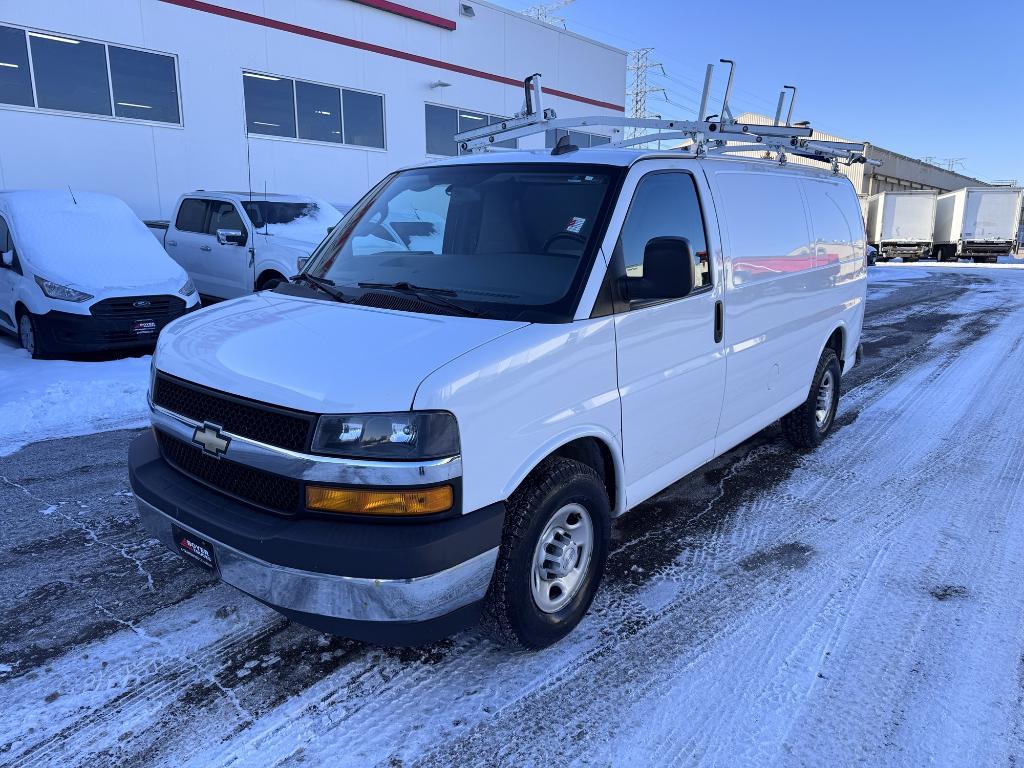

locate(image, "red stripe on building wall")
[[349, 0, 455, 31], [157, 0, 625, 112]]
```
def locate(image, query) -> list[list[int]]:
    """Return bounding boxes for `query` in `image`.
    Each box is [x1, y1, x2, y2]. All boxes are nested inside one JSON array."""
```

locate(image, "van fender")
[[500, 425, 627, 516]]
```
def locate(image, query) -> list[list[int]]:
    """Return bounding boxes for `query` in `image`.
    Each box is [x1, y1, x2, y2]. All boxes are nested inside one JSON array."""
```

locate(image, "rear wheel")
[[782, 348, 841, 450], [483, 457, 610, 649]]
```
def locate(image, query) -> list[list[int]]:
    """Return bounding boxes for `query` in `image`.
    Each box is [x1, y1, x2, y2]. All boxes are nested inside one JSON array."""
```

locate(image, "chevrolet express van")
[[129, 147, 866, 648]]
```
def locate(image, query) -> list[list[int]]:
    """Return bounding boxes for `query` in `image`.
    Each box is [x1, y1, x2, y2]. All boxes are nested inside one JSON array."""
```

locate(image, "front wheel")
[[483, 457, 610, 649], [782, 348, 841, 450], [17, 310, 48, 359]]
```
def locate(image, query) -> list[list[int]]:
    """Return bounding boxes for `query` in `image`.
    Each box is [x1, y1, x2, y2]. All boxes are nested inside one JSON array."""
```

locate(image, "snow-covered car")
[[0, 190, 199, 359], [148, 192, 343, 300], [130, 143, 866, 649]]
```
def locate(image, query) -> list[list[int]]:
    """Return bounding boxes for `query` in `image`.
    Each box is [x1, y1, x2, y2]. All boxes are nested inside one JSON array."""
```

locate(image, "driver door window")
[[618, 172, 711, 303], [207, 202, 246, 244]]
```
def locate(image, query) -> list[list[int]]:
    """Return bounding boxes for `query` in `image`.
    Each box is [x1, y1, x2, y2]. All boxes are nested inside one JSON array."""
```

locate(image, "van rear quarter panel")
[[706, 161, 865, 453]]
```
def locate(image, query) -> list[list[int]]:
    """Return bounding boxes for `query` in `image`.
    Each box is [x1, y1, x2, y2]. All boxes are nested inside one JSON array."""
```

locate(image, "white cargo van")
[[0, 190, 199, 359], [130, 119, 867, 648]]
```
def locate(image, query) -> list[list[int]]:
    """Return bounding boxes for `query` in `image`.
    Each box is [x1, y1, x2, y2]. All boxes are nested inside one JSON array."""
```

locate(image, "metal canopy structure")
[[454, 61, 882, 173]]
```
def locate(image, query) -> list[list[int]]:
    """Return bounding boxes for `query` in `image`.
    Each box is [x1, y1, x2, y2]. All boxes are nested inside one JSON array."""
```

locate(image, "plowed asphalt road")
[[3, 265, 1024, 767]]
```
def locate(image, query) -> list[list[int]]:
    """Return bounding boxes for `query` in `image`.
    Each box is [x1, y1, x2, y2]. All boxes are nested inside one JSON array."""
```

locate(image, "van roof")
[[420, 147, 845, 178]]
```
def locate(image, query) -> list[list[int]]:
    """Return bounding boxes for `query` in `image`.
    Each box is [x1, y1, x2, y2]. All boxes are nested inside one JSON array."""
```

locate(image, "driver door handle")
[[200, 245, 212, 252]]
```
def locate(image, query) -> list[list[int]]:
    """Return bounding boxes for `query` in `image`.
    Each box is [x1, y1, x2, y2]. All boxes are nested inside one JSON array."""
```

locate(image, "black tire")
[[483, 456, 611, 649], [782, 348, 841, 451], [16, 308, 49, 360], [257, 272, 286, 291]]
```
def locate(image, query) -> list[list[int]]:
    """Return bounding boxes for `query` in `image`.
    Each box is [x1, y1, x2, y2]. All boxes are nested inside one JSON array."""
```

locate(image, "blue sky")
[[497, 0, 1024, 183]]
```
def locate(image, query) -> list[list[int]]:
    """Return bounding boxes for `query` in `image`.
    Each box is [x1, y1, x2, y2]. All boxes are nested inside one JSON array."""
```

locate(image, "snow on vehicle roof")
[[0, 189, 187, 290]]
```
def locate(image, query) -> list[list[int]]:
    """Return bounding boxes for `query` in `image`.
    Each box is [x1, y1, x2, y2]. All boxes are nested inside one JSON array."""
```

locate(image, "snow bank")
[[0, 190, 187, 291], [0, 335, 150, 456]]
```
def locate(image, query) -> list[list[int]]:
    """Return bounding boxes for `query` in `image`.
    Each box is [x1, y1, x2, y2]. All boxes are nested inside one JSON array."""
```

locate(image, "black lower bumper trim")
[[35, 306, 191, 354], [128, 431, 505, 580]]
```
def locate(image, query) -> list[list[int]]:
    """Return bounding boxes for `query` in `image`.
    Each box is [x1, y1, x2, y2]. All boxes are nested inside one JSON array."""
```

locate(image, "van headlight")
[[312, 411, 459, 460], [34, 275, 93, 303], [179, 277, 197, 297]]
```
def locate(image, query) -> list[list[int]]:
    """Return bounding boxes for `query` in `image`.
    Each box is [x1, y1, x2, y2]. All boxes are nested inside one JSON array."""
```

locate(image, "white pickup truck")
[[148, 192, 343, 300]]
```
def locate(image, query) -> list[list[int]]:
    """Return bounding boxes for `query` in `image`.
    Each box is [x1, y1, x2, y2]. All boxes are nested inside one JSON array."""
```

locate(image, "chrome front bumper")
[[138, 497, 498, 623]]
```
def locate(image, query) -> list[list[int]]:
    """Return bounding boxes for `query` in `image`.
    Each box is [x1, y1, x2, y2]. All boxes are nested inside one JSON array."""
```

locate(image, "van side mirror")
[[622, 237, 694, 302], [216, 228, 246, 246], [1, 250, 12, 268]]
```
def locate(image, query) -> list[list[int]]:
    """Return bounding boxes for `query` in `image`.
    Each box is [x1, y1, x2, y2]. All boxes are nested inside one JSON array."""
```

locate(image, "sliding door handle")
[[200, 245, 212, 252], [714, 300, 724, 344]]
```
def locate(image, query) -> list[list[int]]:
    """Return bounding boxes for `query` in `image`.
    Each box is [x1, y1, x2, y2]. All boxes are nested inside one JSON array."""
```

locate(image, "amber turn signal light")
[[306, 485, 453, 516]]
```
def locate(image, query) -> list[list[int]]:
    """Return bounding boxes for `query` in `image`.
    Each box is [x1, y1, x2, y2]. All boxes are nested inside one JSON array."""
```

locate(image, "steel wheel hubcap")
[[815, 369, 835, 429], [18, 315, 34, 355], [531, 503, 594, 614]]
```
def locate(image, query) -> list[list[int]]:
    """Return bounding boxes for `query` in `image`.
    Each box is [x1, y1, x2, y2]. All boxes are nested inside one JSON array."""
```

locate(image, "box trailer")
[[865, 191, 937, 262], [933, 187, 1024, 263]]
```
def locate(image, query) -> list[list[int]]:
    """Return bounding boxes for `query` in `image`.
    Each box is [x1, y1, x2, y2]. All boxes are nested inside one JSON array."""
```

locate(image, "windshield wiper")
[[357, 281, 481, 318], [292, 273, 353, 304]]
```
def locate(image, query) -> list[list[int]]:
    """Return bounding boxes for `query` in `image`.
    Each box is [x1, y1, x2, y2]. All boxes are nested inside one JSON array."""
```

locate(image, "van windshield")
[[306, 164, 620, 321]]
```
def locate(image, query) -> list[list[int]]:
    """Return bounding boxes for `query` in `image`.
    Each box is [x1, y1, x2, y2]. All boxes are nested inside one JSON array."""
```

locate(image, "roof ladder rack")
[[452, 61, 881, 173]]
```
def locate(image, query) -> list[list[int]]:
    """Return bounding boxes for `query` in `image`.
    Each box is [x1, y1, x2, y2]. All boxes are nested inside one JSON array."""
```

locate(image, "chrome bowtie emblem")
[[192, 422, 230, 457]]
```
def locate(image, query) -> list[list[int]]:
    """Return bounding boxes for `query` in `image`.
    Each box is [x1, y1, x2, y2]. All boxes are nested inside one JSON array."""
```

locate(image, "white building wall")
[[0, 0, 626, 218]]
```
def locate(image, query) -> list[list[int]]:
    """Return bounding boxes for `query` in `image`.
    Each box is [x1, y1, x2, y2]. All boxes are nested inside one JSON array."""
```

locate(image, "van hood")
[[155, 292, 530, 413]]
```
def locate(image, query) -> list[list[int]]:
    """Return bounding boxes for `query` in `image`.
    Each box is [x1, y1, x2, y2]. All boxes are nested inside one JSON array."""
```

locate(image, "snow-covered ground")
[[0, 335, 150, 457], [2, 265, 1024, 767]]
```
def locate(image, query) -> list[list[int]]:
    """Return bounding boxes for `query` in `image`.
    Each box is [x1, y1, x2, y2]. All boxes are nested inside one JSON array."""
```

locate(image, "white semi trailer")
[[865, 191, 937, 262], [932, 187, 1024, 263]]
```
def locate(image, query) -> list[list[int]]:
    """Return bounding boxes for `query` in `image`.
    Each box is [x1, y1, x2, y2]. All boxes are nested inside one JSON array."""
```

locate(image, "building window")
[[296, 80, 342, 143], [244, 71, 385, 149], [243, 72, 296, 138], [425, 104, 519, 156], [109, 46, 180, 124], [0, 24, 181, 125], [342, 88, 385, 149], [546, 129, 611, 149], [30, 32, 111, 116], [0, 25, 33, 107]]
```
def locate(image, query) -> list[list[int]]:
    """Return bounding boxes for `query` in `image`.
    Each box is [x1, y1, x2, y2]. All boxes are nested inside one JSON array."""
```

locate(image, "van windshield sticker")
[[567, 217, 586, 234]]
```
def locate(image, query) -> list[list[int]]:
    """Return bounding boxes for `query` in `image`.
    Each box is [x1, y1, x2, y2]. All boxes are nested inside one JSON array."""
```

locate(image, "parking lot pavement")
[[3, 265, 1024, 767]]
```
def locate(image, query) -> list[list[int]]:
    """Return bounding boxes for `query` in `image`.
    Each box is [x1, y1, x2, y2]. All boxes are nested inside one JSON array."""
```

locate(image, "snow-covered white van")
[[130, 146, 866, 648], [0, 190, 199, 359]]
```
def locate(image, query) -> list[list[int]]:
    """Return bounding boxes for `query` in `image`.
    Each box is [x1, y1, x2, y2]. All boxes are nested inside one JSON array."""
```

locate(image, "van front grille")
[[152, 374, 315, 452], [91, 295, 186, 318], [156, 430, 302, 514]]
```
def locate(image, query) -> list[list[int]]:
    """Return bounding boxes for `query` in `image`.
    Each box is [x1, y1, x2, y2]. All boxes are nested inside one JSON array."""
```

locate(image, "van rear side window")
[[802, 180, 856, 267], [715, 172, 812, 284]]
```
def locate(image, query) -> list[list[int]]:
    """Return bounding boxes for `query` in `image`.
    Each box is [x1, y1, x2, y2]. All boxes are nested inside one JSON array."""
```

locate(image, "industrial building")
[[736, 112, 992, 196], [0, 0, 626, 219]]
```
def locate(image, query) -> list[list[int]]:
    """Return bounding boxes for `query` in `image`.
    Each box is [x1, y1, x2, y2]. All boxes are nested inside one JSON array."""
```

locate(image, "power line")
[[626, 48, 666, 139]]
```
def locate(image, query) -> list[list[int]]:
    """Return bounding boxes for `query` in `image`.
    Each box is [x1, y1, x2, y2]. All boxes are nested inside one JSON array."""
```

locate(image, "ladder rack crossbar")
[[450, 72, 878, 172]]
